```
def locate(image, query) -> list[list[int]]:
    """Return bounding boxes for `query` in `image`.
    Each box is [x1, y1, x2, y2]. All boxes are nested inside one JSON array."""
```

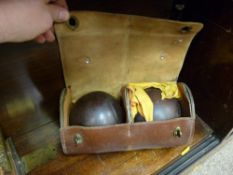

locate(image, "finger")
[[35, 35, 46, 44], [48, 4, 69, 22], [48, 0, 68, 8], [43, 30, 55, 42], [50, 27, 54, 33], [55, 0, 68, 8]]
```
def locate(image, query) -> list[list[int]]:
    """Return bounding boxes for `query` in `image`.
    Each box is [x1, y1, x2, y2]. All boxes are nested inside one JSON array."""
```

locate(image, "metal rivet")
[[160, 56, 165, 60], [174, 38, 183, 45], [66, 16, 79, 30], [74, 133, 83, 144], [181, 26, 192, 33], [177, 38, 183, 43], [160, 52, 168, 60], [173, 126, 182, 138], [84, 57, 92, 64]]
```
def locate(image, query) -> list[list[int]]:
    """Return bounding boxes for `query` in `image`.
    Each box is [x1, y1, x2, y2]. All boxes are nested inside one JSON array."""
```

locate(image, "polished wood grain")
[[0, 42, 64, 152], [13, 122, 60, 156]]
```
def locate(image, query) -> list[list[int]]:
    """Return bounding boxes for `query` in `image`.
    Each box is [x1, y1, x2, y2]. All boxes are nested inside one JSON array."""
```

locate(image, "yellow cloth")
[[127, 82, 181, 122]]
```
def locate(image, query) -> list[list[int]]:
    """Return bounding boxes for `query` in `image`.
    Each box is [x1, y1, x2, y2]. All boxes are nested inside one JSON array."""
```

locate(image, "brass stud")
[[180, 26, 192, 33], [74, 133, 83, 144], [84, 57, 92, 64], [160, 52, 168, 60], [173, 126, 182, 138]]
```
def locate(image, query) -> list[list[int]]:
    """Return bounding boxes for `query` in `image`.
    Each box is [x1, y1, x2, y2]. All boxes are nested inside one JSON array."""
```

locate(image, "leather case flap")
[[55, 11, 203, 102]]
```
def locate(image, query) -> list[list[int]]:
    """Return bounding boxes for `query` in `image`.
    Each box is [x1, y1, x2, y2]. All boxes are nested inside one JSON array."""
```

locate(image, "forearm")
[[0, 0, 69, 43]]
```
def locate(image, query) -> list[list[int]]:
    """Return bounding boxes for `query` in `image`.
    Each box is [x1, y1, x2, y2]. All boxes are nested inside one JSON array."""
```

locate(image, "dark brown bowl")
[[69, 91, 125, 126], [134, 88, 181, 122]]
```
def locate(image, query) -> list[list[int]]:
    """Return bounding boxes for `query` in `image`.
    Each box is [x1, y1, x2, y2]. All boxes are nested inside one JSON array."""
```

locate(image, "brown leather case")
[[55, 11, 203, 154]]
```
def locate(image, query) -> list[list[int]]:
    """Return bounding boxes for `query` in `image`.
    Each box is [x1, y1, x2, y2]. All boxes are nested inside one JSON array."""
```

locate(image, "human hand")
[[35, 0, 69, 43], [0, 0, 69, 43]]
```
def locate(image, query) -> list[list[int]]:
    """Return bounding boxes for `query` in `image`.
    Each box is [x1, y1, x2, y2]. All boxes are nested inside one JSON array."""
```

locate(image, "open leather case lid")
[[55, 11, 203, 102]]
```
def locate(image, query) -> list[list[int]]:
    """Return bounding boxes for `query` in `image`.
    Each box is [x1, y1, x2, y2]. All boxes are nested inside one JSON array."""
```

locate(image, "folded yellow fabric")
[[127, 82, 181, 122]]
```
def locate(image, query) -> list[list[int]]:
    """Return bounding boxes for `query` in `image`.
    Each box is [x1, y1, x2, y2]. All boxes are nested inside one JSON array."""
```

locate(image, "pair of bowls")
[[69, 88, 181, 127]]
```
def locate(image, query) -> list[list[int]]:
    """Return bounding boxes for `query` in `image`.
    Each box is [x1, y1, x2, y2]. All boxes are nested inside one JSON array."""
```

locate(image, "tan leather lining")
[[55, 11, 203, 102], [60, 88, 72, 128]]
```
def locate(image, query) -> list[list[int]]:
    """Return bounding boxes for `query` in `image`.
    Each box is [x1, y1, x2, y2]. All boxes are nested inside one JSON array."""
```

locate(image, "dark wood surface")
[[0, 42, 64, 155]]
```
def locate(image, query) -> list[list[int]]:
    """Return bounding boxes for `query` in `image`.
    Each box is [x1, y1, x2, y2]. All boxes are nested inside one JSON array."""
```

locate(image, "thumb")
[[48, 5, 69, 22]]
